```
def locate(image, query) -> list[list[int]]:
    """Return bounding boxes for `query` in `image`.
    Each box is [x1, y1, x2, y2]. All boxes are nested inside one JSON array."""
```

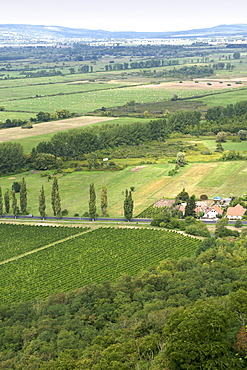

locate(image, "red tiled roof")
[[212, 205, 223, 215], [227, 204, 245, 217]]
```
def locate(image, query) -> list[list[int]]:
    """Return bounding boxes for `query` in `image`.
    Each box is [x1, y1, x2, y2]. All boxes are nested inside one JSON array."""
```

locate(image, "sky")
[[1, 0, 247, 32]]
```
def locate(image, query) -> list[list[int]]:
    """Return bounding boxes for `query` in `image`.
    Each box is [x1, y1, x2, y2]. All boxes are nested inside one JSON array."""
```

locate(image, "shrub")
[[12, 182, 21, 193], [186, 224, 210, 237], [234, 219, 243, 228]]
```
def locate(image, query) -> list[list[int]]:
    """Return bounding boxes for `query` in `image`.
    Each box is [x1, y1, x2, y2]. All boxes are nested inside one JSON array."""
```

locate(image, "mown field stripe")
[[209, 161, 247, 198]]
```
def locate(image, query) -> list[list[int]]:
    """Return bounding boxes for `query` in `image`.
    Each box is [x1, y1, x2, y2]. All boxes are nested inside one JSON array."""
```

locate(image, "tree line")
[[0, 179, 134, 220], [0, 109, 73, 129], [1, 100, 247, 175]]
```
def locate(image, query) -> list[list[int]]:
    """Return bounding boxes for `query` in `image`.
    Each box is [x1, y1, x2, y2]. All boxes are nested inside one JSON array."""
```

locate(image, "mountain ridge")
[[1, 23, 247, 41]]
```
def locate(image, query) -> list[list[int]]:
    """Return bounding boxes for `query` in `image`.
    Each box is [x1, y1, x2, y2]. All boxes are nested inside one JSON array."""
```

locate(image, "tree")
[[12, 181, 21, 193], [0, 142, 26, 175], [184, 195, 196, 218], [163, 299, 241, 369], [4, 189, 10, 214], [238, 130, 247, 140], [175, 188, 189, 204], [12, 191, 18, 217], [51, 178, 59, 216], [20, 178, 27, 214], [234, 219, 243, 228], [54, 190, 61, 219], [0, 187, 3, 217], [39, 186, 46, 219], [215, 142, 224, 152], [34, 153, 62, 170], [124, 190, 134, 221], [216, 131, 227, 142], [233, 52, 241, 59], [101, 183, 108, 216], [89, 183, 96, 220], [176, 152, 186, 167]]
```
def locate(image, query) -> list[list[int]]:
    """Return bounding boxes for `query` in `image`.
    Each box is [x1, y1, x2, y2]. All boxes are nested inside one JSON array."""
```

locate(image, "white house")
[[203, 205, 223, 219]]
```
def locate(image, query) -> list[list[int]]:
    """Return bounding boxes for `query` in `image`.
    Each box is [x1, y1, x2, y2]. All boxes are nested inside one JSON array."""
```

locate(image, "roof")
[[212, 205, 223, 215], [226, 204, 246, 217], [214, 196, 221, 200]]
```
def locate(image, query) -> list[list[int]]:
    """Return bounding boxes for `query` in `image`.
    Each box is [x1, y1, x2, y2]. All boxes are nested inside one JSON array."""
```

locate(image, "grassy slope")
[[1, 161, 246, 217]]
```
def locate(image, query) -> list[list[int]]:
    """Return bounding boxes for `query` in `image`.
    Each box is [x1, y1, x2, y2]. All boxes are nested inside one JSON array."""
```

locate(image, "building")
[[226, 204, 246, 219]]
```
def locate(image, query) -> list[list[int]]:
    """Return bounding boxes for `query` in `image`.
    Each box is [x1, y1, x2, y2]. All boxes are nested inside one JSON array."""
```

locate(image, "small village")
[[154, 197, 246, 220]]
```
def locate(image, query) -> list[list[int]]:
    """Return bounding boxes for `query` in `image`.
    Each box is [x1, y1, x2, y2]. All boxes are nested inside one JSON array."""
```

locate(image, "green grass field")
[[3, 80, 247, 118], [0, 226, 200, 303], [191, 87, 247, 107], [202, 139, 247, 152], [1, 161, 246, 217]]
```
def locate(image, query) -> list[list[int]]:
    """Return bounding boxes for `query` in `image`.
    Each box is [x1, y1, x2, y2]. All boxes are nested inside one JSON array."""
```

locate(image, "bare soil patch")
[[131, 166, 146, 172], [0, 116, 117, 142], [135, 79, 247, 90]]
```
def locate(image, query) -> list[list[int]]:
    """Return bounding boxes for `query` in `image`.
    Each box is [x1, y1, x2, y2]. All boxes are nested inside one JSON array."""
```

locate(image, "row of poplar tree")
[[0, 178, 134, 220]]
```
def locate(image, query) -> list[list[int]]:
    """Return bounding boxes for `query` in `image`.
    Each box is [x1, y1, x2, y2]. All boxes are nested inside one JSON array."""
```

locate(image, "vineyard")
[[0, 223, 88, 261], [0, 225, 200, 303]]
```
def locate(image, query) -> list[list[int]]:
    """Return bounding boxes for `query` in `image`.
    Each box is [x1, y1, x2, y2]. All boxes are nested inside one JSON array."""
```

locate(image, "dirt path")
[[0, 227, 98, 266], [0, 116, 117, 142]]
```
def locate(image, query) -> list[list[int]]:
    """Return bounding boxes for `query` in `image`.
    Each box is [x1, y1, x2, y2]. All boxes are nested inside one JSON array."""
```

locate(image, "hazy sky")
[[1, 0, 247, 32]]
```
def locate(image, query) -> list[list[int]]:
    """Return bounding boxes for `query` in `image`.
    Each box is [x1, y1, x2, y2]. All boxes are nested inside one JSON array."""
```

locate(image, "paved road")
[[1, 215, 246, 225]]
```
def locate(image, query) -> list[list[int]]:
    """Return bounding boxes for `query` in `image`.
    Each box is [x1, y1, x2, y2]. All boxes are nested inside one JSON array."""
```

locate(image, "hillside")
[[1, 23, 247, 43]]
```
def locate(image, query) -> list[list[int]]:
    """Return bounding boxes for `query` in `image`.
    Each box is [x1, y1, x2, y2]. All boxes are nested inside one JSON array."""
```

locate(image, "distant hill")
[[1, 23, 247, 42]]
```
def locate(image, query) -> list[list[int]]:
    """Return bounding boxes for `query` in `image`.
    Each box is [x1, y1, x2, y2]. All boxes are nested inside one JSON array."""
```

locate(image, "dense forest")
[[1, 235, 247, 369]]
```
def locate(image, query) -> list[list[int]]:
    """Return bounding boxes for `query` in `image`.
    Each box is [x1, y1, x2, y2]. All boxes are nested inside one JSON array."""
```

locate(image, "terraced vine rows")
[[0, 225, 200, 303]]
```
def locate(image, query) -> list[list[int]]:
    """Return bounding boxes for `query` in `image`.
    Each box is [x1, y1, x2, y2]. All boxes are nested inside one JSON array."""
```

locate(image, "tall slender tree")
[[39, 186, 46, 219], [89, 183, 96, 220], [51, 177, 59, 216], [4, 189, 10, 214], [101, 183, 108, 216], [54, 190, 61, 219], [0, 187, 3, 217], [184, 195, 196, 218], [12, 190, 18, 218], [124, 189, 134, 221], [20, 177, 27, 214]]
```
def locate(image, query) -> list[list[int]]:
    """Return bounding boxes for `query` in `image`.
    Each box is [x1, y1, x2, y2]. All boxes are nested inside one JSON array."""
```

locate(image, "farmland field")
[[2, 80, 247, 117], [202, 139, 247, 152], [0, 161, 246, 217], [0, 226, 200, 303], [0, 116, 116, 143], [0, 223, 88, 262]]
